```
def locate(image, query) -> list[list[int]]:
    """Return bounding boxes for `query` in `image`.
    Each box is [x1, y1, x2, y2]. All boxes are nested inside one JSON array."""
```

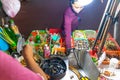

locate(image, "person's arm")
[[64, 8, 74, 49], [22, 44, 48, 80], [64, 14, 72, 49], [64, 7, 79, 49]]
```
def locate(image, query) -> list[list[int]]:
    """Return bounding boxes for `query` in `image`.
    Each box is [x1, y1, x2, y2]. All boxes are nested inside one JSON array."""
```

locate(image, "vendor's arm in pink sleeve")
[[64, 12, 72, 49], [0, 51, 44, 80], [64, 7, 77, 49]]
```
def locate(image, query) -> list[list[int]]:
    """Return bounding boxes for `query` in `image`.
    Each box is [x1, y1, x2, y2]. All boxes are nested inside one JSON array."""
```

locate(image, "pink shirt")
[[0, 51, 44, 80]]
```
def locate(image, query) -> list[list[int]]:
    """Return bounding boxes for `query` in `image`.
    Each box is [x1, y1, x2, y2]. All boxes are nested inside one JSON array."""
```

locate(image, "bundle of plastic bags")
[[1, 0, 21, 18]]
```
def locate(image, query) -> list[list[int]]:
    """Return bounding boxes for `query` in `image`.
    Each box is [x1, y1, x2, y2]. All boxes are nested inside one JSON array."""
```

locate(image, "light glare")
[[78, 0, 93, 6]]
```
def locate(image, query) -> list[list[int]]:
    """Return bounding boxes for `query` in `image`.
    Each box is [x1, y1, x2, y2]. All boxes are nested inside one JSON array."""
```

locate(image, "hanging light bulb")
[[77, 0, 93, 6]]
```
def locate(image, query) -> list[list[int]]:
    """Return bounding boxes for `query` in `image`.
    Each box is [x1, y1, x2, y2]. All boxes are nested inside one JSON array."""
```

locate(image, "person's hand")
[[45, 74, 50, 80], [22, 44, 34, 60]]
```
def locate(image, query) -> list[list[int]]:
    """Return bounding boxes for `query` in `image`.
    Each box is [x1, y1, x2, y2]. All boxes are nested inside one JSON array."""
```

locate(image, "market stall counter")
[[24, 29, 93, 79], [18, 29, 120, 80]]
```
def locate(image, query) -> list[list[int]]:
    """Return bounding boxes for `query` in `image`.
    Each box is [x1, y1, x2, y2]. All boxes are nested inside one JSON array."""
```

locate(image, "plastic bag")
[[0, 29, 9, 51], [1, 0, 21, 18], [68, 49, 79, 68]]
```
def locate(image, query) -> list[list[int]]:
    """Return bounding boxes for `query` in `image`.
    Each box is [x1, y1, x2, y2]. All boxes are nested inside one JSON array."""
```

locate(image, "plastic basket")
[[72, 30, 86, 40], [49, 28, 62, 34], [84, 30, 96, 38], [74, 38, 89, 50]]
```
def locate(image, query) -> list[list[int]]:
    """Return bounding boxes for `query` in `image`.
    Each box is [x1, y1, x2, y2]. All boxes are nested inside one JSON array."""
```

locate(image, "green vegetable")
[[0, 27, 17, 47]]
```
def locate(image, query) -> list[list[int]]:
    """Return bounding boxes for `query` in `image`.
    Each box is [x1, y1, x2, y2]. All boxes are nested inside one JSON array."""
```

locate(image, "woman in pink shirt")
[[0, 44, 48, 80]]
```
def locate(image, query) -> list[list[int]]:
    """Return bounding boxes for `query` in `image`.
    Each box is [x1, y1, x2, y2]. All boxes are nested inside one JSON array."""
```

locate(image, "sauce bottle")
[[9, 19, 21, 39], [44, 44, 50, 58]]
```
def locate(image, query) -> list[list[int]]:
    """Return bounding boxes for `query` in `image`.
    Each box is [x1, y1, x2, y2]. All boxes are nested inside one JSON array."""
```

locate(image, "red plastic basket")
[[49, 28, 62, 34]]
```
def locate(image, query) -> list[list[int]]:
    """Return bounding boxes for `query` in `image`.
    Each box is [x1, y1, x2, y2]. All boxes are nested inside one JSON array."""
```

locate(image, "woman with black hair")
[[63, 0, 84, 50], [63, 0, 103, 50]]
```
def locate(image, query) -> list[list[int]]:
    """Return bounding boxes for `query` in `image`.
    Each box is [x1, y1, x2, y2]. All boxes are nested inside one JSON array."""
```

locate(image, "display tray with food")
[[25, 29, 69, 60], [99, 66, 120, 80], [104, 38, 120, 51], [98, 57, 120, 80], [72, 30, 87, 40], [104, 38, 120, 59], [87, 37, 120, 52], [84, 29, 97, 38]]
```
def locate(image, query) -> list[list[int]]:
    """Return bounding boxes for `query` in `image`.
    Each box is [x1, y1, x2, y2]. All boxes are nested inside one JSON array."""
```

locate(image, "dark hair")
[[70, 0, 78, 4]]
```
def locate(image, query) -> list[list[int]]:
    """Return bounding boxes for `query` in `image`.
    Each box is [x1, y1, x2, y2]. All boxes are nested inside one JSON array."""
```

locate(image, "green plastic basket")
[[84, 30, 96, 38]]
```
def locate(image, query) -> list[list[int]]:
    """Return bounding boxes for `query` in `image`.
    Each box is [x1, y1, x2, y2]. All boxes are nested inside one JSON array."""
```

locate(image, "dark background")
[[13, 0, 107, 39], [2, 0, 117, 41]]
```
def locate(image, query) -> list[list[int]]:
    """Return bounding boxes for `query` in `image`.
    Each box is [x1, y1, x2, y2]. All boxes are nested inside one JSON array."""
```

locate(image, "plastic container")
[[84, 30, 96, 38], [49, 28, 62, 34], [72, 30, 86, 40], [74, 38, 89, 50], [44, 44, 50, 58], [0, 38, 9, 51]]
